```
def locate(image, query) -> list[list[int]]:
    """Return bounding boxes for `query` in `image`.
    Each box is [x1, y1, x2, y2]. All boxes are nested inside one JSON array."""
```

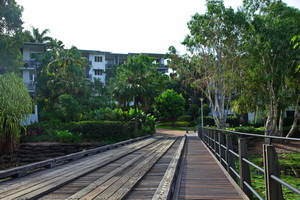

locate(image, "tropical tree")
[[167, 0, 247, 129], [28, 26, 52, 43], [154, 89, 185, 126], [0, 0, 24, 72], [36, 44, 91, 121], [285, 35, 300, 137], [111, 54, 167, 130], [0, 73, 32, 154], [0, 0, 23, 35], [242, 1, 300, 136]]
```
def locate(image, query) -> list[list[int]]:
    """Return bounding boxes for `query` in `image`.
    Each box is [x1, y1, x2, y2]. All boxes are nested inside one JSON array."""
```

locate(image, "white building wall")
[[21, 105, 38, 125], [88, 53, 106, 83], [23, 47, 31, 60]]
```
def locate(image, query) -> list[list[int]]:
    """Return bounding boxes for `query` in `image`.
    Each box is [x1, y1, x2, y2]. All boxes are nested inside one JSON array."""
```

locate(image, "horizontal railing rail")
[[198, 127, 300, 200], [0, 135, 151, 180]]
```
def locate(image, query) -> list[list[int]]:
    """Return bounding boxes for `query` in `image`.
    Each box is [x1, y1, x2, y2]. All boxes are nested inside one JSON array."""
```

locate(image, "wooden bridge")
[[0, 130, 248, 200]]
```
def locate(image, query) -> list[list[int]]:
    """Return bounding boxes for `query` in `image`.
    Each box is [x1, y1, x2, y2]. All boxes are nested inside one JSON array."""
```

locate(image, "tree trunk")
[[265, 102, 278, 137], [286, 96, 300, 138], [278, 109, 284, 137], [134, 97, 138, 132]]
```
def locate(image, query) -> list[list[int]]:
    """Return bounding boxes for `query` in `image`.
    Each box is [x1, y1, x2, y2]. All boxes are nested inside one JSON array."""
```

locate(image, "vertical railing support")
[[213, 130, 217, 156], [238, 138, 253, 199], [263, 144, 283, 200], [218, 132, 225, 165], [198, 126, 203, 140], [226, 135, 236, 180]]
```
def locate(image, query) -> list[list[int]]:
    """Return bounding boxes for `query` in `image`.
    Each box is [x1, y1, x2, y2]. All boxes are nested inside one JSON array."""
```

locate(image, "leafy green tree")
[[188, 104, 199, 121], [0, 0, 23, 35], [0, 73, 32, 154], [286, 35, 300, 137], [111, 54, 167, 130], [0, 0, 24, 72], [36, 44, 91, 120], [242, 1, 300, 136], [168, 0, 247, 129], [55, 94, 81, 122], [154, 89, 185, 126]]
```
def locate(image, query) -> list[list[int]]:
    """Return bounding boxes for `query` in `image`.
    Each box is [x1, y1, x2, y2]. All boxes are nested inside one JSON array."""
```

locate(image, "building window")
[[95, 56, 102, 62], [94, 69, 103, 76]]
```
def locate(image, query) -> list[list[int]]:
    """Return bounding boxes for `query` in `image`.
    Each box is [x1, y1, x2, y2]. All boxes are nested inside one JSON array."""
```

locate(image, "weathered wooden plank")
[[152, 136, 186, 200], [0, 135, 152, 180], [178, 135, 248, 200], [67, 138, 172, 199], [94, 138, 175, 199], [0, 137, 160, 199]]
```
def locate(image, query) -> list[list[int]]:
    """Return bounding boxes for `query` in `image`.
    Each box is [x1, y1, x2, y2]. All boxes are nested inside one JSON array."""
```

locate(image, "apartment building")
[[21, 42, 47, 124], [81, 50, 167, 85], [20, 43, 167, 124]]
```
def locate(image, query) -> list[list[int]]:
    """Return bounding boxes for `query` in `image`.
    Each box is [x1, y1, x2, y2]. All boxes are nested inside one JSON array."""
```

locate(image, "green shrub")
[[227, 126, 264, 134], [158, 121, 192, 127], [226, 116, 241, 127], [21, 132, 59, 143], [202, 103, 210, 116], [57, 130, 83, 143], [197, 116, 215, 126], [66, 121, 135, 141], [188, 104, 199, 121], [177, 115, 193, 122]]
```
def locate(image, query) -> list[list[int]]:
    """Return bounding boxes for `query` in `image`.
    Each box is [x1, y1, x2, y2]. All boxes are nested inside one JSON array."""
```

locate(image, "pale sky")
[[16, 0, 300, 54]]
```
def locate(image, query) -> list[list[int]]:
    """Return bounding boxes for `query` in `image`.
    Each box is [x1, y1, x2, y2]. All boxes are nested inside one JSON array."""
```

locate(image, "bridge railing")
[[198, 127, 300, 200]]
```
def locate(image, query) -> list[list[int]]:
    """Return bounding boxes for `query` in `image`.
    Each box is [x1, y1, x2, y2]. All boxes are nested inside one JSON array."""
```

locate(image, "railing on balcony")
[[23, 60, 38, 69], [25, 81, 36, 92], [198, 127, 300, 200]]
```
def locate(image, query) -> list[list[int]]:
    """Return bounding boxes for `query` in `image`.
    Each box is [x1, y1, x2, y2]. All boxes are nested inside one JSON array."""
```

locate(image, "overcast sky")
[[16, 0, 300, 54]]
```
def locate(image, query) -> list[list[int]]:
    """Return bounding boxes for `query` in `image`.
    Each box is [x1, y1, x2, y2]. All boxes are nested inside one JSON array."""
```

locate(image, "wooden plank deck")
[[0, 130, 250, 199], [177, 133, 248, 200]]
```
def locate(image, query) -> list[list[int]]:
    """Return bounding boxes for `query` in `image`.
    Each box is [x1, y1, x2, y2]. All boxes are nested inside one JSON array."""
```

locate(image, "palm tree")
[[29, 26, 52, 43], [111, 54, 167, 131]]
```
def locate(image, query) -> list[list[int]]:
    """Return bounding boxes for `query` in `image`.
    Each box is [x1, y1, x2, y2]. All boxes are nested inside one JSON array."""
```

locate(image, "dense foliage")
[[154, 89, 185, 125], [167, 0, 300, 137], [0, 73, 32, 154]]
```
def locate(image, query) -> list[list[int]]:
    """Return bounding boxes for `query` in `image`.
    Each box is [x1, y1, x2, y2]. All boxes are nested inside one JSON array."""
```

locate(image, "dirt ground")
[[155, 128, 187, 137], [249, 139, 300, 155]]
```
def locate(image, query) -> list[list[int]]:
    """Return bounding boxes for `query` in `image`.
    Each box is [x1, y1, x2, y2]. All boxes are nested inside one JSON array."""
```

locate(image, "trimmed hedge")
[[158, 121, 192, 127], [66, 121, 135, 141], [177, 115, 193, 122]]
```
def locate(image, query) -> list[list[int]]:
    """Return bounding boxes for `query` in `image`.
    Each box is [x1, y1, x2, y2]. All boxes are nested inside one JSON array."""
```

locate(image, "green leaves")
[[111, 54, 167, 108], [0, 73, 32, 154], [154, 89, 185, 124]]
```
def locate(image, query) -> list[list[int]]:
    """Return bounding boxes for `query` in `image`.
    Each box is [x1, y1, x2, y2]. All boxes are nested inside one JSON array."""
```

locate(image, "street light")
[[199, 98, 204, 127]]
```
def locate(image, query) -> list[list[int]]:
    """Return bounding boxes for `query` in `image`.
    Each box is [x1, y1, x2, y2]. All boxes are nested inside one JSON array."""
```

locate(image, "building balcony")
[[21, 60, 38, 70], [105, 64, 115, 68], [25, 81, 36, 93]]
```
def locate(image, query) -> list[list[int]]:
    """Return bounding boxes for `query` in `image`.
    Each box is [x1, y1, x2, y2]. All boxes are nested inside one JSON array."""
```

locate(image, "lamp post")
[[199, 98, 204, 127]]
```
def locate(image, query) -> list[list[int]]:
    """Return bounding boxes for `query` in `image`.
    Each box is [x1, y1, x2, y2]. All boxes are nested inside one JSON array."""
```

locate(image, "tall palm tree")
[[30, 26, 52, 43], [111, 54, 167, 131]]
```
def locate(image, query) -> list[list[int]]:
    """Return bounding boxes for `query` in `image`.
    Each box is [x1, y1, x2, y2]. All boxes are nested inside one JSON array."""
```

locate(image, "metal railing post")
[[213, 130, 217, 156], [238, 138, 253, 199], [219, 132, 225, 165], [263, 144, 283, 200], [226, 135, 236, 180], [198, 126, 203, 140]]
